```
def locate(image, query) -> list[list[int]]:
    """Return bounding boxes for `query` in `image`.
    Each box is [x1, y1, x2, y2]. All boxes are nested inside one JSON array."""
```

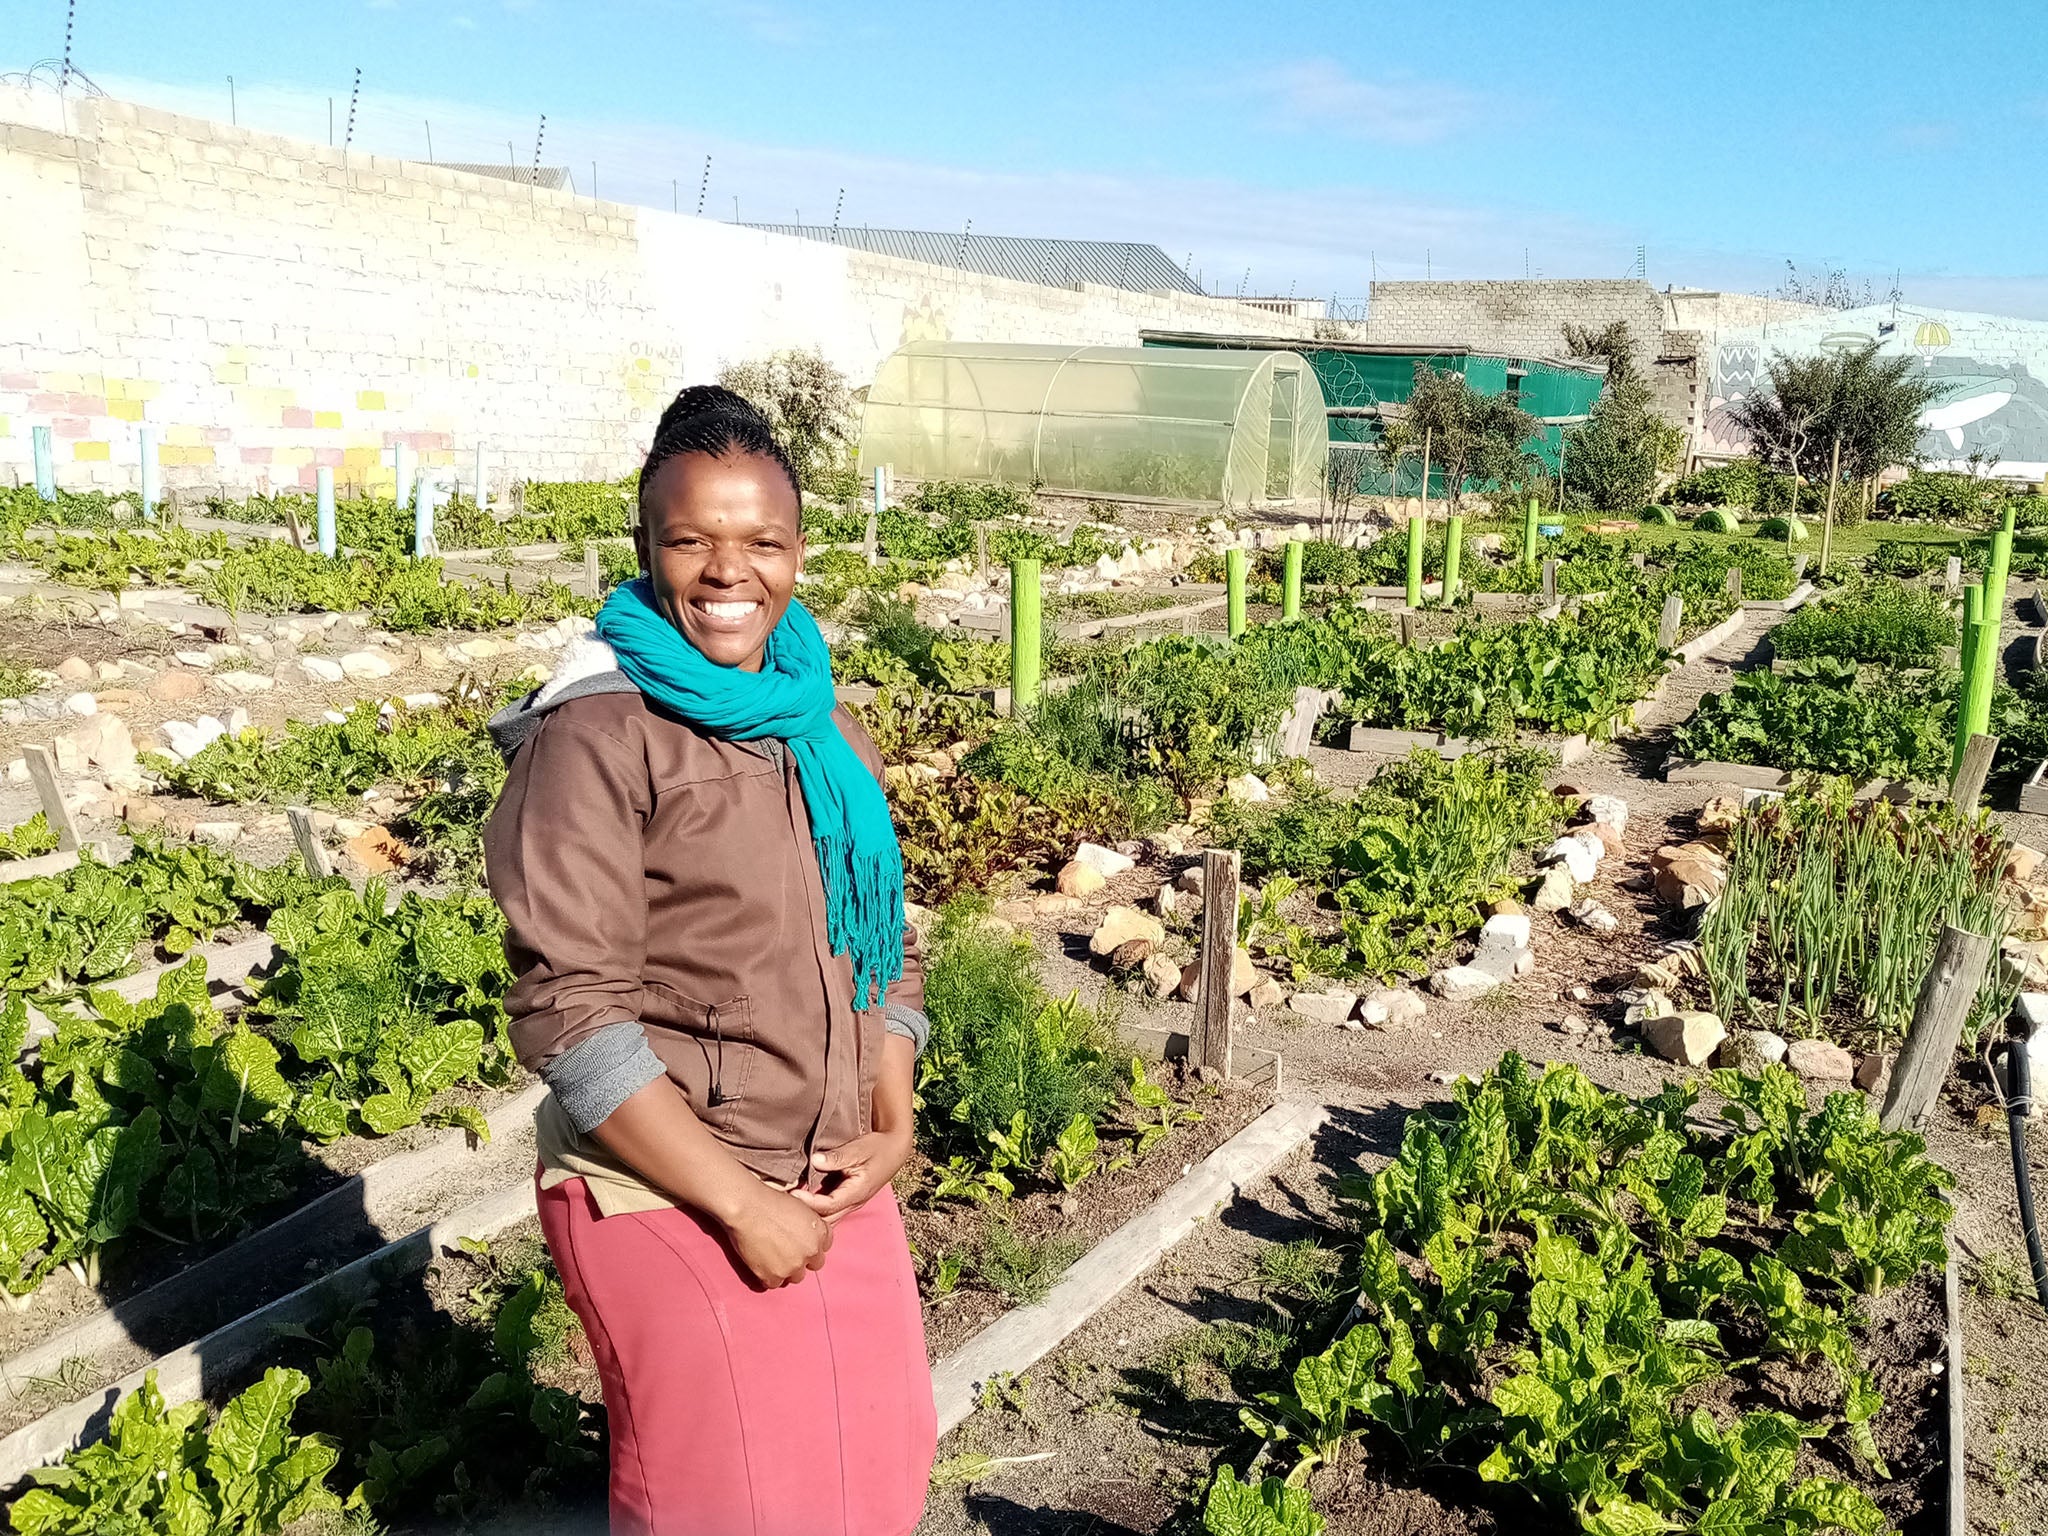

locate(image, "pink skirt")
[[536, 1175, 937, 1536]]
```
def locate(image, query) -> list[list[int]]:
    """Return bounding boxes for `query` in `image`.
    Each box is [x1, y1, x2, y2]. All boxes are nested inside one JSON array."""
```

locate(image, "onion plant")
[[1698, 781, 2017, 1044]]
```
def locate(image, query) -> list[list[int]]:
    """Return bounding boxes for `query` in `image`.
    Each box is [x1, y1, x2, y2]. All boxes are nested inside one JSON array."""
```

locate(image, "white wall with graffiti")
[[1702, 304, 2048, 480]]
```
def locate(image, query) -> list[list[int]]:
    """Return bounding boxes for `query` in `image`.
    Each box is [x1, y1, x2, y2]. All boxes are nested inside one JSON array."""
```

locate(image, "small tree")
[[1323, 443, 1370, 539], [1733, 345, 1936, 521], [1559, 326, 1682, 512], [717, 349, 857, 494], [1402, 364, 1536, 517]]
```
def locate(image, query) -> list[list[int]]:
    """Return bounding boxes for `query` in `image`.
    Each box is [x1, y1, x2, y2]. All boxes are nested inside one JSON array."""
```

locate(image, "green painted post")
[[1281, 539, 1303, 621], [1405, 515, 1424, 608], [1226, 547, 1248, 638], [1009, 558, 1041, 714], [1443, 515, 1464, 606], [1988, 510, 2016, 618], [1972, 596, 2001, 740], [1522, 497, 1540, 569], [1955, 617, 1996, 777]]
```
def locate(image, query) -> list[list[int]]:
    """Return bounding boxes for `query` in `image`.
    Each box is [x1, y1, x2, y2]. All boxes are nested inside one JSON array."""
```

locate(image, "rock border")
[[929, 1098, 1328, 1436]]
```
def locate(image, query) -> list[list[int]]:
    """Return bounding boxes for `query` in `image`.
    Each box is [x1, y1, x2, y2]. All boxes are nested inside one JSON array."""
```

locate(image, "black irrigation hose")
[[2003, 1034, 2048, 1312]]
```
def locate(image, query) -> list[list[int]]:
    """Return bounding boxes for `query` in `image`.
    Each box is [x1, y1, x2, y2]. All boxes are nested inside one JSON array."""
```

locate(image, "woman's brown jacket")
[[483, 652, 924, 1188]]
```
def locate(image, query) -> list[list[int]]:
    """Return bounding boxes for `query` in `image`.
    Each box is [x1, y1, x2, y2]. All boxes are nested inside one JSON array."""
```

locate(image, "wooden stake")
[[1541, 558, 1557, 602], [22, 745, 81, 853], [1725, 567, 1742, 600], [584, 545, 602, 598], [1944, 556, 1962, 596], [1398, 610, 1416, 647], [1193, 848, 1239, 1078], [1658, 593, 1684, 650], [286, 806, 334, 879], [1880, 925, 1993, 1131], [1951, 732, 1999, 812], [1630, 552, 1647, 572], [862, 510, 879, 567], [975, 524, 988, 585], [1818, 435, 1842, 576]]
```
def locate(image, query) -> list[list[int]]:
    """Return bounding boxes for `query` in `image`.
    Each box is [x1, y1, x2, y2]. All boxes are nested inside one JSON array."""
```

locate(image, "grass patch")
[[974, 1221, 1082, 1305]]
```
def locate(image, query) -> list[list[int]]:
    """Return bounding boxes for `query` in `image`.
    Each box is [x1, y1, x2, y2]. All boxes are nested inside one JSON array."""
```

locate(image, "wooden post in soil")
[[1541, 558, 1558, 603], [1818, 436, 1842, 576], [1658, 594, 1684, 650], [286, 807, 335, 879], [1951, 732, 1999, 813], [584, 545, 602, 599], [1725, 566, 1742, 601], [22, 745, 82, 853], [1398, 610, 1417, 648], [1193, 848, 1240, 1078], [975, 524, 988, 586], [1881, 925, 1994, 1132]]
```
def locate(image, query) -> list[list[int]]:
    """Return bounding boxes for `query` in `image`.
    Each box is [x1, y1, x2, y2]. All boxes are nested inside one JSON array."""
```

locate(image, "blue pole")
[[31, 426, 54, 502], [316, 465, 337, 557], [138, 427, 160, 522]]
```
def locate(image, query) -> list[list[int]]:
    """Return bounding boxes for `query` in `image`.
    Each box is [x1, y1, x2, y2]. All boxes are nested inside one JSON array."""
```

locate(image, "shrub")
[[717, 349, 857, 493], [905, 480, 1033, 524], [1883, 470, 1999, 522], [1672, 460, 1762, 507]]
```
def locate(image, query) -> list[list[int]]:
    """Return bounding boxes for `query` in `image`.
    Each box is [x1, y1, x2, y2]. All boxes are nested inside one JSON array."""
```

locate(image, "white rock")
[[1142, 953, 1182, 998], [1248, 978, 1286, 1011], [1362, 987, 1428, 1028], [1541, 836, 1600, 884], [1089, 905, 1166, 957], [1288, 989, 1360, 1025], [1642, 1011, 1726, 1067], [299, 656, 346, 683], [1584, 794, 1629, 834], [1430, 965, 1501, 1001], [339, 650, 396, 681], [1179, 949, 1257, 1001], [1749, 1030, 1790, 1065], [1471, 912, 1531, 980], [1567, 898, 1620, 936], [213, 670, 274, 696], [226, 706, 251, 736], [173, 650, 214, 670], [161, 716, 228, 762], [1074, 842, 1136, 878], [1529, 864, 1577, 913], [190, 820, 245, 847], [1223, 773, 1270, 804], [1624, 991, 1677, 1026], [1174, 866, 1205, 895], [61, 691, 97, 717]]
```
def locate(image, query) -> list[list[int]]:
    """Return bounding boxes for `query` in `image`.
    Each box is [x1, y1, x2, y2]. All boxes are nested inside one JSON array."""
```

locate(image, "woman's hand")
[[793, 1127, 913, 1224], [722, 1183, 835, 1288]]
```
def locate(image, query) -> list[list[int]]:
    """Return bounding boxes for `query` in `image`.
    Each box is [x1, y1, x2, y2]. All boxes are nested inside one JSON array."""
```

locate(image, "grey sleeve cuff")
[[540, 1020, 666, 1133], [883, 1003, 931, 1056]]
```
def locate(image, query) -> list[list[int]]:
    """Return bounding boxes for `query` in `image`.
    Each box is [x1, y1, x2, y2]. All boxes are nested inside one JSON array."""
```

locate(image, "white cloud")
[[1240, 59, 1480, 145]]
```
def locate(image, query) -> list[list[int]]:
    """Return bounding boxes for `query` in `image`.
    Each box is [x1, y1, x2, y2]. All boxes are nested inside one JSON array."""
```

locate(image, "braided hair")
[[637, 385, 802, 525]]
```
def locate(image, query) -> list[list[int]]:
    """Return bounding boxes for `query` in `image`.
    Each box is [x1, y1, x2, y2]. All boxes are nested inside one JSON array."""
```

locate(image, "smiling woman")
[[483, 386, 937, 1536]]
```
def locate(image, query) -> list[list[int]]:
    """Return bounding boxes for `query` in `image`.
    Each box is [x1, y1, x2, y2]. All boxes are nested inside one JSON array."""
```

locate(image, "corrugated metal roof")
[[434, 162, 571, 190], [739, 225, 1201, 295]]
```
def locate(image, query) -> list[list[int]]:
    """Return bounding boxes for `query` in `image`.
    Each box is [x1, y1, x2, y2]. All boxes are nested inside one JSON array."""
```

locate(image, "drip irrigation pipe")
[[2000, 1033, 2048, 1312]]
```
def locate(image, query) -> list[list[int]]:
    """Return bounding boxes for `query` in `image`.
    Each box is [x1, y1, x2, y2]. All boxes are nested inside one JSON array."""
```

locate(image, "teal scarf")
[[594, 579, 904, 1008]]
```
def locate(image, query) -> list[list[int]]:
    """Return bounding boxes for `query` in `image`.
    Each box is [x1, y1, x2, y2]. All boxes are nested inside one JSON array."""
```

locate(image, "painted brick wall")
[[0, 88, 1312, 498]]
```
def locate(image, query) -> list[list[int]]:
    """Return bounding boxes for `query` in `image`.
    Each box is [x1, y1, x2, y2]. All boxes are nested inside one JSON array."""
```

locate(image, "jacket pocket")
[[644, 984, 756, 1130]]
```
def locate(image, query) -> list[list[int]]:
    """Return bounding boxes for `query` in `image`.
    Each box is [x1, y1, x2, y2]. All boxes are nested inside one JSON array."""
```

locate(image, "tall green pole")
[[1281, 539, 1303, 621], [1405, 515, 1424, 608], [1226, 547, 1248, 638], [1443, 515, 1464, 607], [1009, 557, 1042, 713], [1955, 617, 1996, 778], [1988, 508, 2017, 619], [1522, 496, 1540, 569]]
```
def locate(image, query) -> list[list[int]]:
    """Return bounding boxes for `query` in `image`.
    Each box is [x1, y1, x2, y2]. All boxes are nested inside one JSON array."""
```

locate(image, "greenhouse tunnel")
[[858, 341, 1329, 506]]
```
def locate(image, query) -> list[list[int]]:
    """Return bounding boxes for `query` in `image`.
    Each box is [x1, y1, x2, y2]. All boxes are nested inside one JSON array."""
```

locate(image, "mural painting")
[[1702, 303, 2048, 480]]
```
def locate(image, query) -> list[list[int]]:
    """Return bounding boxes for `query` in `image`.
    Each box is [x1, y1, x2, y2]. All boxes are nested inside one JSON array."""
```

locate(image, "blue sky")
[[14, 0, 2048, 312]]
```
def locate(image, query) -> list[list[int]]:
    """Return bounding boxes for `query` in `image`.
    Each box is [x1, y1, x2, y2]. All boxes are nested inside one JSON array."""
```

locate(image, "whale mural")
[[1702, 304, 2048, 478]]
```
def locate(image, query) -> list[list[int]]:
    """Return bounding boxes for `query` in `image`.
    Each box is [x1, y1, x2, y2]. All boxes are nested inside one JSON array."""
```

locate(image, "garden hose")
[[1999, 1032, 2048, 1311]]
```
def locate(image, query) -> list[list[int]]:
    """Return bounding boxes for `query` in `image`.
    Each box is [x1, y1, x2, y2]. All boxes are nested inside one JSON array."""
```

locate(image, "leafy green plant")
[[1674, 661, 1954, 782], [1126, 1056, 1203, 1155], [973, 1220, 1081, 1305], [1769, 579, 1956, 667], [8, 1367, 341, 1535], [254, 883, 515, 1142], [0, 813, 60, 862], [1201, 1465, 1324, 1536]]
